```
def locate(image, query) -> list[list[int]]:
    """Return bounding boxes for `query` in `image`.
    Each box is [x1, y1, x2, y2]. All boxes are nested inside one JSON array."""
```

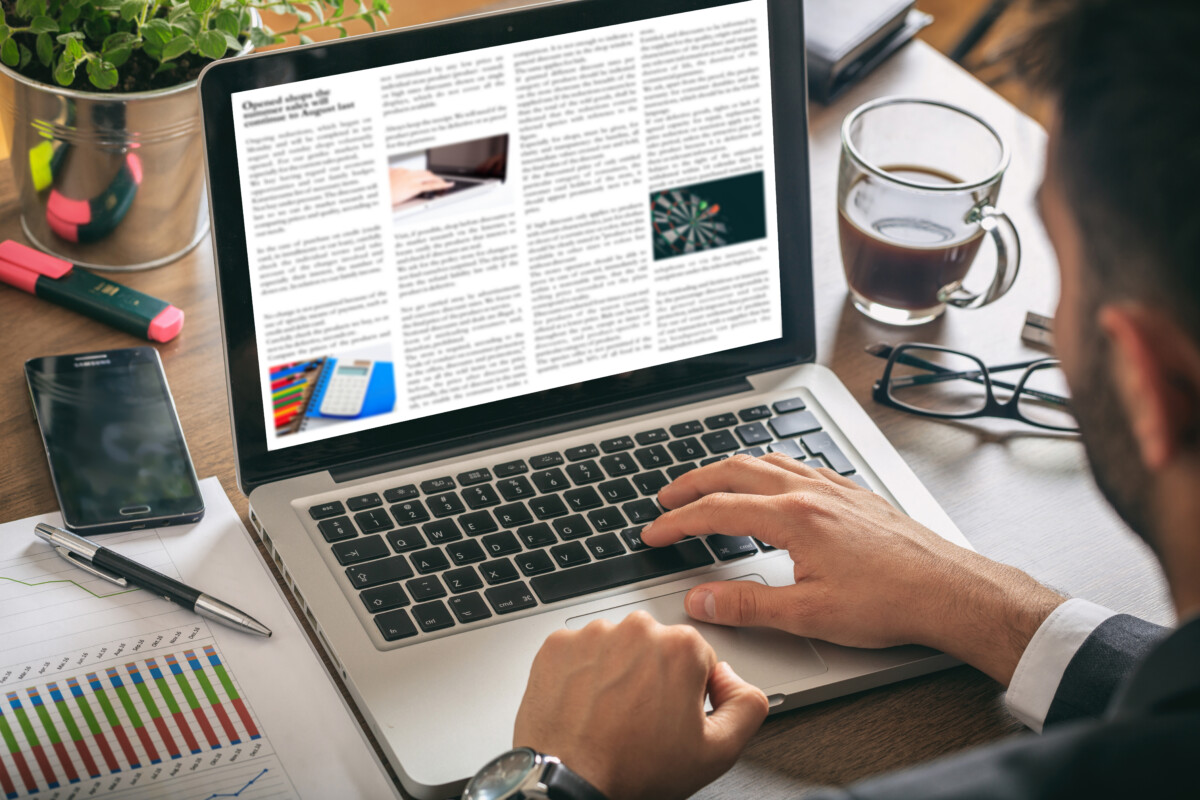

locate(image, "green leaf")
[[172, 16, 199, 37], [220, 30, 241, 51], [373, 0, 390, 13], [83, 17, 111, 41], [188, 0, 211, 13], [56, 31, 85, 42], [298, 33, 312, 44], [35, 31, 53, 66], [15, 0, 39, 20], [248, 26, 273, 48], [120, 0, 142, 21], [333, 0, 344, 17], [18, 42, 31, 69], [309, 2, 323, 23], [196, 29, 225, 59], [0, 25, 10, 49], [29, 16, 58, 34], [66, 37, 84, 59], [154, 60, 176, 74], [59, 5, 80, 26], [106, 45, 131, 66], [363, 13, 376, 31], [1, 37, 19, 67], [103, 31, 137, 50], [336, 23, 347, 38], [161, 33, 192, 60], [86, 56, 119, 89], [54, 52, 76, 84], [214, 9, 239, 36], [294, 9, 310, 23]]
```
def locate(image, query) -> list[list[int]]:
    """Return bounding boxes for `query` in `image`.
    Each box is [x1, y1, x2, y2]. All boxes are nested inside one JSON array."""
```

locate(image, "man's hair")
[[1013, 0, 1200, 341]]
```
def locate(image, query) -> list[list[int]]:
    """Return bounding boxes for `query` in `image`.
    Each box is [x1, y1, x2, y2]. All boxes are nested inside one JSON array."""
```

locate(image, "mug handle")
[[938, 203, 1021, 309]]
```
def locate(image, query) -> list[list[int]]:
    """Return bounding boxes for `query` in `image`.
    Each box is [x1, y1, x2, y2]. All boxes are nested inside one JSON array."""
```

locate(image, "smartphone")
[[25, 347, 205, 534]]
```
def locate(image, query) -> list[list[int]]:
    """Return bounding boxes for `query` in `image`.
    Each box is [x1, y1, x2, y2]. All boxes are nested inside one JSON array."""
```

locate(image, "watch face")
[[465, 748, 537, 800]]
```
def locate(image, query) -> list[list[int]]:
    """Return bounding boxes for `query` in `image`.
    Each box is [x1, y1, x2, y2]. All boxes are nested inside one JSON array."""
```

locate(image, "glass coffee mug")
[[838, 97, 1021, 325]]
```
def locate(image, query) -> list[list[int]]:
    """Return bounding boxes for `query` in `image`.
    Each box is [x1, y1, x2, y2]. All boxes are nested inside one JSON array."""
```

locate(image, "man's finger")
[[685, 578, 798, 629], [658, 454, 804, 509], [703, 662, 768, 764], [641, 493, 780, 547]]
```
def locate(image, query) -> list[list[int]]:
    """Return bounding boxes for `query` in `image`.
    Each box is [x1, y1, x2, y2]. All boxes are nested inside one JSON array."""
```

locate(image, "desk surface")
[[0, 39, 1173, 799]]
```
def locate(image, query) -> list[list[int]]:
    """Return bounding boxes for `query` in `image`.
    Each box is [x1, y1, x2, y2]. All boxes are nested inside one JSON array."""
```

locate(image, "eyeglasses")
[[868, 343, 1079, 432]]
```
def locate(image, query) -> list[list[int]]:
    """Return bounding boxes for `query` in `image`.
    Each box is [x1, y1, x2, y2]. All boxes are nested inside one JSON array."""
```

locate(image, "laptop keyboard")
[[305, 396, 868, 646]]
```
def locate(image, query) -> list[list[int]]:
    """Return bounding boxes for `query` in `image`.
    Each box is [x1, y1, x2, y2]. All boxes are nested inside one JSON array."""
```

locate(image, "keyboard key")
[[309, 501, 345, 520], [516, 550, 555, 576], [565, 460, 604, 485], [530, 452, 564, 468], [387, 527, 424, 552], [460, 510, 499, 536], [565, 444, 599, 461], [420, 477, 456, 494], [481, 558, 519, 585], [623, 499, 661, 525], [532, 540, 714, 604], [553, 515, 591, 540], [482, 531, 521, 557], [347, 493, 382, 511], [633, 445, 672, 470], [754, 537, 778, 552], [423, 519, 462, 544], [620, 526, 648, 551], [411, 548, 451, 573], [587, 507, 626, 532], [445, 566, 483, 594], [564, 486, 603, 512], [457, 468, 492, 486], [375, 609, 417, 641], [737, 447, 766, 457], [494, 502, 533, 528], [599, 478, 637, 503], [449, 591, 491, 622], [804, 457, 828, 470], [355, 508, 394, 534], [599, 452, 639, 477], [668, 438, 706, 461], [446, 539, 486, 565], [390, 500, 429, 525], [332, 535, 389, 565], [773, 397, 806, 413], [531, 468, 570, 494], [705, 413, 738, 429], [768, 439, 805, 458], [635, 428, 670, 445], [738, 405, 772, 421], [413, 600, 455, 633], [494, 459, 528, 477], [706, 534, 758, 560], [361, 583, 408, 613], [529, 494, 569, 520], [462, 484, 501, 509], [633, 470, 669, 496], [347, 556, 413, 589], [427, 492, 466, 518], [801, 432, 855, 474], [406, 575, 446, 601], [701, 455, 729, 466], [585, 532, 626, 559], [318, 516, 356, 543], [497, 476, 536, 501], [666, 462, 698, 479], [735, 422, 772, 446], [517, 523, 557, 549], [484, 582, 537, 614], [384, 484, 419, 503], [770, 410, 822, 438], [600, 436, 635, 453], [669, 420, 703, 437], [550, 541, 590, 568], [701, 430, 738, 453]]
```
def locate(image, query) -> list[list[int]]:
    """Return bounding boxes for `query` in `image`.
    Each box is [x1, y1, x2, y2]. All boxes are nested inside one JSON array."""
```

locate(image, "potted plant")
[[0, 0, 389, 269]]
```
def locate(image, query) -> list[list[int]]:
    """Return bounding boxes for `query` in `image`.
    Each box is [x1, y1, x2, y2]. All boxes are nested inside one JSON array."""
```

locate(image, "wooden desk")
[[0, 38, 1173, 799]]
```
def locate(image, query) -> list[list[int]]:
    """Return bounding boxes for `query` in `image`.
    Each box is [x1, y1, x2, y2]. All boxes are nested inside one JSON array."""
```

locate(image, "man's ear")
[[1097, 305, 1200, 469]]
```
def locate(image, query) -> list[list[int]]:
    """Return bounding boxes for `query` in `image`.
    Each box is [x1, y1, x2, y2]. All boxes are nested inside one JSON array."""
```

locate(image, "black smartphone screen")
[[25, 348, 205, 533]]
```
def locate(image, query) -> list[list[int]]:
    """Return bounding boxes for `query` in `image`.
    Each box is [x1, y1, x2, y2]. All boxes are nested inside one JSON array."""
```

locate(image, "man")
[[503, 0, 1200, 797]]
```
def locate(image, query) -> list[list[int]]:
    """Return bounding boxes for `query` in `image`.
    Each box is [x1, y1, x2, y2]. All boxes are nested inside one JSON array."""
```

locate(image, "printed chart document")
[[0, 479, 399, 800]]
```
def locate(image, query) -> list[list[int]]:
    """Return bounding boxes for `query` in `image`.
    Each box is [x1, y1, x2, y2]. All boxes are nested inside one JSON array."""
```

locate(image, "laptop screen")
[[201, 0, 812, 489]]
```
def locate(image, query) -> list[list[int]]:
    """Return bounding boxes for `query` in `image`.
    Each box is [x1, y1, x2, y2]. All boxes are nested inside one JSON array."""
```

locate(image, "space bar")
[[531, 540, 715, 604]]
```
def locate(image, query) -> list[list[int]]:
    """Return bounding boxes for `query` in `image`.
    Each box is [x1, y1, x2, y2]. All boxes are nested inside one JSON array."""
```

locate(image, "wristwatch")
[[462, 747, 609, 800]]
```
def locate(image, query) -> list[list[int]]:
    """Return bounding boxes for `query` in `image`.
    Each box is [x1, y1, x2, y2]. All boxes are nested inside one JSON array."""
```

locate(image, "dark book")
[[805, 0, 933, 103]]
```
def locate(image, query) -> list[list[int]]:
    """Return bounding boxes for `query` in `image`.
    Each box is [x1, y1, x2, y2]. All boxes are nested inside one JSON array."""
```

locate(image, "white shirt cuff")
[[1004, 598, 1117, 732]]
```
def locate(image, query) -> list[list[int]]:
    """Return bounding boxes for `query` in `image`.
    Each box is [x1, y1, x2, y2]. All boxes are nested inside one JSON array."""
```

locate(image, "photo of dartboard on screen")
[[650, 171, 768, 261]]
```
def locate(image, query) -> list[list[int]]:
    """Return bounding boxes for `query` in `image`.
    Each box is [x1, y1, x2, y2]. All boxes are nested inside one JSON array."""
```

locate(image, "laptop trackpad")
[[566, 575, 827, 692]]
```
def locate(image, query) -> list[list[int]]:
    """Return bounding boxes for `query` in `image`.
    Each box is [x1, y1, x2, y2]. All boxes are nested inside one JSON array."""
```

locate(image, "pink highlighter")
[[0, 240, 183, 342]]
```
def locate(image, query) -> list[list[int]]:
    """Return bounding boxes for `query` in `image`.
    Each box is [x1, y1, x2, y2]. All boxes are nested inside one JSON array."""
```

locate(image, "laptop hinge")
[[329, 374, 755, 484]]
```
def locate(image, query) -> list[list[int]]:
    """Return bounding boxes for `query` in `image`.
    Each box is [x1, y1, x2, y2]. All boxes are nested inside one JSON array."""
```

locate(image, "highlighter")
[[0, 240, 184, 342]]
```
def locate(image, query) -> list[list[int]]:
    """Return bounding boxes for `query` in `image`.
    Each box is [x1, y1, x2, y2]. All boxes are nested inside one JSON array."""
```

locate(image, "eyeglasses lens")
[[1016, 361, 1077, 430], [887, 347, 989, 416]]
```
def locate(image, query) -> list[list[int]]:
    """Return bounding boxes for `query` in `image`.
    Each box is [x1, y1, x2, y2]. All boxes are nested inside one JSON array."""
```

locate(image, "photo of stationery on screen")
[[268, 345, 396, 438]]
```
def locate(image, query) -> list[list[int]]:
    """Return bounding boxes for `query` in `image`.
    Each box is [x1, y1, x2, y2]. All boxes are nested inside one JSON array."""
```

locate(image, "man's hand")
[[389, 167, 453, 205], [643, 454, 1066, 685], [513, 611, 768, 800]]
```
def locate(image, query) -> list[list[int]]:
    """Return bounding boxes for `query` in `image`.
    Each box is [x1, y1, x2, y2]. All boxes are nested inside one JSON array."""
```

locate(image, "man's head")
[[1015, 0, 1200, 557]]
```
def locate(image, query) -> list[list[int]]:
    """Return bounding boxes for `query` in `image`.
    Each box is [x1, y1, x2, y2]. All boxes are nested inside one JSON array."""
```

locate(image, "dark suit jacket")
[[815, 614, 1199, 798]]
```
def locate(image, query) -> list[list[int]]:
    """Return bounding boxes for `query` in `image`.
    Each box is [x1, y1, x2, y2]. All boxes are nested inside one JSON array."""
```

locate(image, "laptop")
[[199, 1, 972, 797], [390, 134, 509, 219]]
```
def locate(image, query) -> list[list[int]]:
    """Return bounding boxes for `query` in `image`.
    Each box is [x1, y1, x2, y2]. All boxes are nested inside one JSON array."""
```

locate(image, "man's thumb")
[[685, 580, 790, 628], [704, 661, 768, 762]]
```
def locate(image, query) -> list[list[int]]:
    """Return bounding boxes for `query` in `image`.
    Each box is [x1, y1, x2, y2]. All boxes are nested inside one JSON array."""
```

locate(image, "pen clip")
[[52, 546, 128, 587]]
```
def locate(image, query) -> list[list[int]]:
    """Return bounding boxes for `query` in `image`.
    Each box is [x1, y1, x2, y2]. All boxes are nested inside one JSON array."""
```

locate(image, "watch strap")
[[540, 760, 608, 800]]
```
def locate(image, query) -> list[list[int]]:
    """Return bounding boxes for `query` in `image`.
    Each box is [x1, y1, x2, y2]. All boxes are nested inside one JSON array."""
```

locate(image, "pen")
[[34, 523, 272, 638]]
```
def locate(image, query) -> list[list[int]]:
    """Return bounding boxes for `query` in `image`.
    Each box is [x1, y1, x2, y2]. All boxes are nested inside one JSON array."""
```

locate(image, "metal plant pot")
[[0, 27, 255, 271]]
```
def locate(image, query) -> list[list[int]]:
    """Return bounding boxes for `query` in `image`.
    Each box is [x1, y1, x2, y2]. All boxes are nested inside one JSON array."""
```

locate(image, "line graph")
[[0, 574, 138, 600], [205, 768, 268, 799]]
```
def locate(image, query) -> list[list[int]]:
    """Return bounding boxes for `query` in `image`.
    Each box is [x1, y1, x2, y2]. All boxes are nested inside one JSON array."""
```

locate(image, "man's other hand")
[[514, 611, 768, 800], [643, 454, 1065, 686]]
